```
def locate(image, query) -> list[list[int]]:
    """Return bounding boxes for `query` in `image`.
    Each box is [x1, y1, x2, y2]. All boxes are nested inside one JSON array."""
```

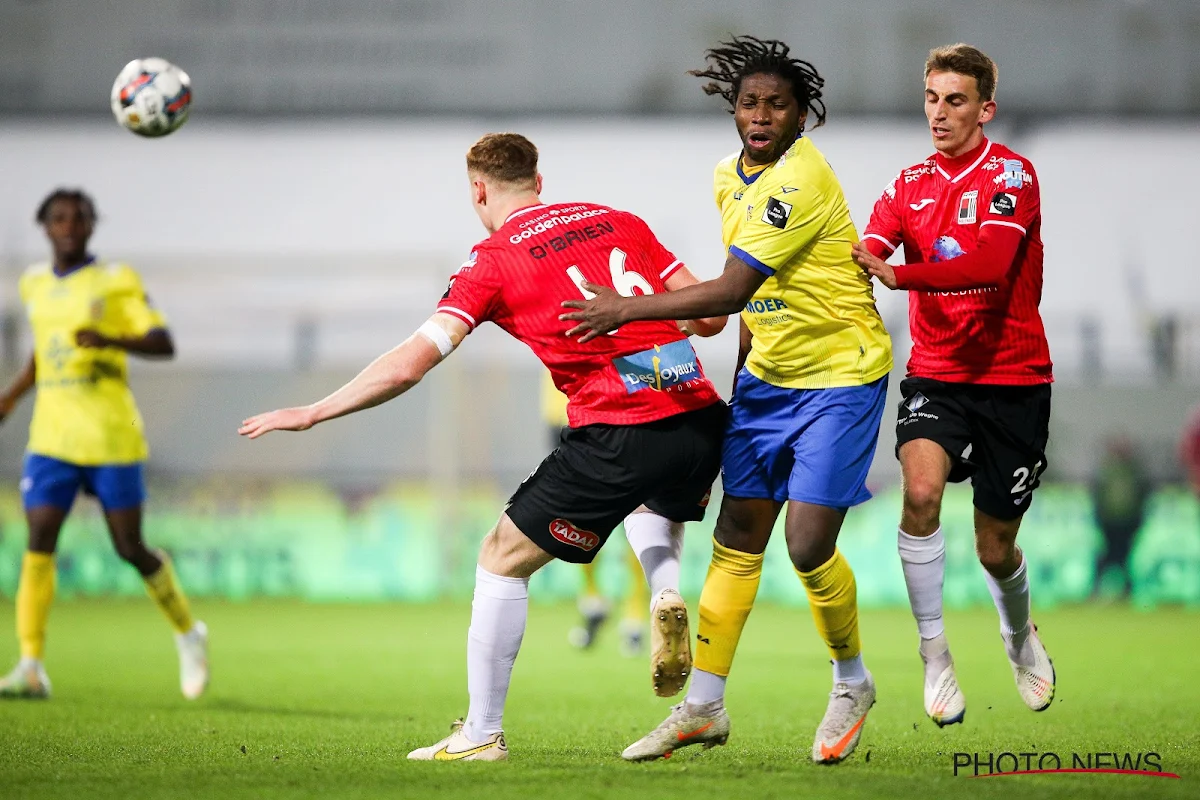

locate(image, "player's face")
[[42, 198, 93, 263], [734, 73, 803, 167], [925, 71, 995, 157]]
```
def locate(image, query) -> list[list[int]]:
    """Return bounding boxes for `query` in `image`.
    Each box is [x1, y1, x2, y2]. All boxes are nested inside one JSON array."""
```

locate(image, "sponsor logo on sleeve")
[[612, 338, 702, 394], [549, 519, 600, 551], [957, 190, 978, 224], [761, 197, 792, 229], [995, 159, 1033, 189], [989, 192, 1017, 216], [884, 179, 897, 200]]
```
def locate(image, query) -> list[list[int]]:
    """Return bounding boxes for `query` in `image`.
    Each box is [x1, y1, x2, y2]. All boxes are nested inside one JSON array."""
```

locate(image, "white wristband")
[[416, 320, 455, 357]]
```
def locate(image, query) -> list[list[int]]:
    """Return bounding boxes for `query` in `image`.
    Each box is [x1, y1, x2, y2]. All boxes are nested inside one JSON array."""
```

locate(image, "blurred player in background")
[[563, 36, 892, 763], [0, 189, 208, 700], [852, 44, 1056, 726], [1182, 403, 1200, 519], [240, 133, 728, 761]]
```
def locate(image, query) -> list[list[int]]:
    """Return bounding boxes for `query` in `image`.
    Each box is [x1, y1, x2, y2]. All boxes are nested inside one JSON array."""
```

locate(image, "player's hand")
[[559, 281, 625, 343], [851, 242, 898, 290], [238, 407, 318, 439], [75, 329, 110, 348]]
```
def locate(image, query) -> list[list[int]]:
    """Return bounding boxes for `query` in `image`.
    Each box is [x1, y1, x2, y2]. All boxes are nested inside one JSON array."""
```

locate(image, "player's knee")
[[901, 478, 944, 530], [786, 535, 835, 573], [975, 534, 1017, 573]]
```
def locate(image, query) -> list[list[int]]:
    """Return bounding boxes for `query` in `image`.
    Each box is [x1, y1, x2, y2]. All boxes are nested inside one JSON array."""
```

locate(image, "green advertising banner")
[[0, 483, 1196, 607]]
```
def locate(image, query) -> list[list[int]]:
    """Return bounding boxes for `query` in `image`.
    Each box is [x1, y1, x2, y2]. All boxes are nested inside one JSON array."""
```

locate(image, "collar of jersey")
[[504, 204, 548, 225], [934, 138, 991, 184], [736, 134, 802, 186], [53, 254, 96, 278]]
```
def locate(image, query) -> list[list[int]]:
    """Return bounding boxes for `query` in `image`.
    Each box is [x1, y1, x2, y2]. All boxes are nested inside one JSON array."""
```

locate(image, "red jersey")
[[863, 138, 1053, 385], [437, 201, 721, 427]]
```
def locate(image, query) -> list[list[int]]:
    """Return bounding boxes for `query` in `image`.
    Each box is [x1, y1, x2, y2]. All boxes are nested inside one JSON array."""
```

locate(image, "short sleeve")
[[110, 266, 168, 335], [979, 158, 1039, 236], [727, 182, 828, 276], [436, 250, 501, 330], [862, 175, 905, 253]]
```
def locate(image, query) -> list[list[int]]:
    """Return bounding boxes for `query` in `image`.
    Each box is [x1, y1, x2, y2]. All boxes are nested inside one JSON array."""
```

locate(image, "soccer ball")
[[110, 58, 192, 138]]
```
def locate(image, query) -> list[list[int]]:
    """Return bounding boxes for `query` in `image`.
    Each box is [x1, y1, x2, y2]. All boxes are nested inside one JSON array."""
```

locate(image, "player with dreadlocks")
[[562, 35, 892, 763]]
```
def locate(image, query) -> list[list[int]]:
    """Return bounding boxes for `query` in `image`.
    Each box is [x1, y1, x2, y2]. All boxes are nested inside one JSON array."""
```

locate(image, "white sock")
[[463, 566, 528, 742], [897, 527, 946, 639], [833, 654, 867, 685], [18, 656, 42, 670], [686, 668, 727, 706], [623, 512, 683, 601], [984, 557, 1032, 660]]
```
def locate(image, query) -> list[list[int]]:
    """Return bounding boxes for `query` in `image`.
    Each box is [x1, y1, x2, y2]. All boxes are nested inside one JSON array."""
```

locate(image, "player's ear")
[[980, 99, 996, 125], [473, 179, 487, 207], [535, 173, 544, 194]]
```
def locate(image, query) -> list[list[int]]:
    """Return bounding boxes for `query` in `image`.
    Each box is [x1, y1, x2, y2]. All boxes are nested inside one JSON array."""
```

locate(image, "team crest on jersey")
[[612, 339, 700, 394], [761, 197, 792, 229], [957, 191, 978, 225]]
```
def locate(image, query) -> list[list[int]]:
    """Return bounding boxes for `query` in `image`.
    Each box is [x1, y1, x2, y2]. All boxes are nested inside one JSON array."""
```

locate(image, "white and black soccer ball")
[[110, 57, 192, 138]]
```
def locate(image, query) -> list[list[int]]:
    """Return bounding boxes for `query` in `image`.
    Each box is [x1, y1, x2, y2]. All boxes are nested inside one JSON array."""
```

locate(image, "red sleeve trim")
[[436, 305, 477, 329]]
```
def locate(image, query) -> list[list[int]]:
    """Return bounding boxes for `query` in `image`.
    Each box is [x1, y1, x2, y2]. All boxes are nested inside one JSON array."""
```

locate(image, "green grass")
[[0, 600, 1195, 799]]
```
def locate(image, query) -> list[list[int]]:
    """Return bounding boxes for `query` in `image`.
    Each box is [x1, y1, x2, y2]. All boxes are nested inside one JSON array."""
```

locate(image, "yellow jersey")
[[19, 259, 167, 464], [715, 136, 892, 389], [540, 369, 569, 428]]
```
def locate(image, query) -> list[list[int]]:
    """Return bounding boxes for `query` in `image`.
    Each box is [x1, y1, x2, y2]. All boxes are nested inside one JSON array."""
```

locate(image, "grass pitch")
[[0, 599, 1195, 799]]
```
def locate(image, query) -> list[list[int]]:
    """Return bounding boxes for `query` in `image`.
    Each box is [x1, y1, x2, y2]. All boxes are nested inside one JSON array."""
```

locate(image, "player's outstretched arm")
[[238, 313, 468, 439], [561, 252, 765, 343], [76, 327, 175, 358], [0, 354, 36, 424], [664, 266, 729, 337]]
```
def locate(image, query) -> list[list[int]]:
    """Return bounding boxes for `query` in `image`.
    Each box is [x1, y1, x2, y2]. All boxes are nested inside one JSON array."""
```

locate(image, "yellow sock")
[[694, 539, 764, 677], [16, 551, 56, 660], [622, 547, 648, 622], [580, 560, 601, 597], [143, 552, 195, 634], [796, 549, 861, 661]]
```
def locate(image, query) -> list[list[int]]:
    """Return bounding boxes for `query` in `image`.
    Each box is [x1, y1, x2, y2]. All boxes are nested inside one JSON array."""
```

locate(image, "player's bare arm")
[[0, 354, 36, 423], [239, 313, 468, 439], [560, 252, 764, 343], [76, 327, 176, 358], [664, 265, 729, 337]]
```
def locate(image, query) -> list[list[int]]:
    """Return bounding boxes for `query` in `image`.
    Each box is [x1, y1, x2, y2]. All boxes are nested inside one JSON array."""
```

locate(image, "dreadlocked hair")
[[35, 188, 97, 224], [689, 35, 827, 129]]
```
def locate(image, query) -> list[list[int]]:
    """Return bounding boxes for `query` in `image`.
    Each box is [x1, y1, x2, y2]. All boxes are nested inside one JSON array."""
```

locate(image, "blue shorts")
[[20, 454, 146, 512], [720, 371, 888, 507]]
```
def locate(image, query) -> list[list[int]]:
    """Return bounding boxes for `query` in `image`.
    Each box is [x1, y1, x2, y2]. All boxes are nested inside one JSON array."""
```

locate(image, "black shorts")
[[895, 377, 1051, 521], [507, 402, 727, 563]]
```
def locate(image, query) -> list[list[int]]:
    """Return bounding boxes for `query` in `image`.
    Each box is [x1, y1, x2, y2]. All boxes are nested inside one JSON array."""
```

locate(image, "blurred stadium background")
[[0, 0, 1198, 609]]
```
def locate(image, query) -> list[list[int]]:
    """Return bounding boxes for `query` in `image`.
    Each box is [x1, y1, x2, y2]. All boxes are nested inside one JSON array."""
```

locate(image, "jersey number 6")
[[566, 248, 653, 300]]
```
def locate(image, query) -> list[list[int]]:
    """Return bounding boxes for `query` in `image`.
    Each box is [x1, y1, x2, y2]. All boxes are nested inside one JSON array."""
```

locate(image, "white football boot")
[[0, 658, 51, 699], [812, 670, 876, 764], [920, 634, 966, 727], [1007, 624, 1055, 711], [621, 701, 730, 761], [176, 620, 209, 700], [407, 720, 508, 762]]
